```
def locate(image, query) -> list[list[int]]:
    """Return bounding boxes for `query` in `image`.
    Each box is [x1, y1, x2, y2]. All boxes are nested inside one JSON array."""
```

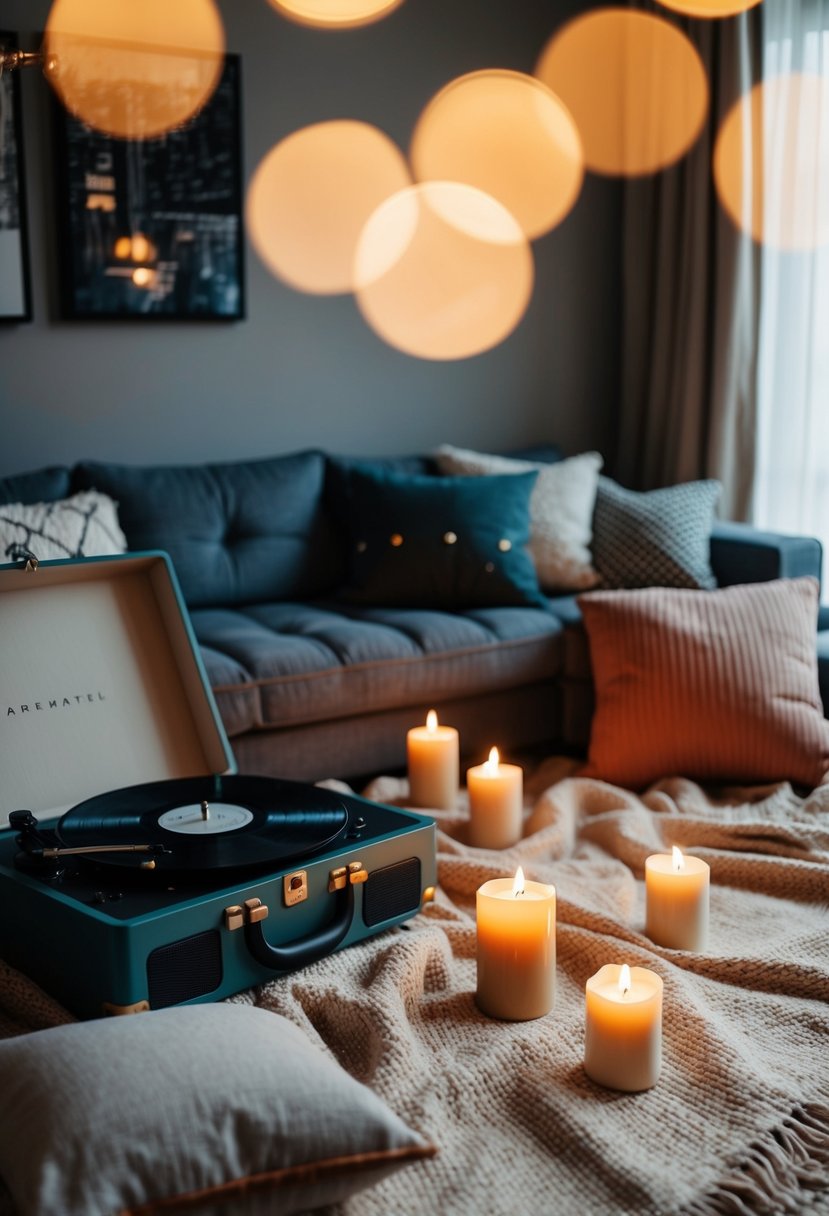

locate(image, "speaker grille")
[[362, 858, 422, 928], [147, 930, 223, 1009]]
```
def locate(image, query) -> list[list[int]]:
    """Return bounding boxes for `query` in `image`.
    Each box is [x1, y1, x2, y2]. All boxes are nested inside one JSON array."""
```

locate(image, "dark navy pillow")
[[341, 466, 544, 608], [73, 451, 343, 608], [0, 467, 72, 506]]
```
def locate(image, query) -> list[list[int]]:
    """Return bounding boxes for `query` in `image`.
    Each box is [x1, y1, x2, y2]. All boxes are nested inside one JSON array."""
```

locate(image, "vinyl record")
[[58, 775, 349, 871]]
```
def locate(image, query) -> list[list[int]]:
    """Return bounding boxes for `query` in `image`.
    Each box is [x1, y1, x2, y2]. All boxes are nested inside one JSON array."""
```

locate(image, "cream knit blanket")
[[2, 762, 828, 1215]]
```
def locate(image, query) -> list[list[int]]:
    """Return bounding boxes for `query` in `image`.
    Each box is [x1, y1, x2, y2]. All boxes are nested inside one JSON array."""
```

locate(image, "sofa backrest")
[[73, 451, 343, 608], [0, 467, 73, 506], [1, 443, 565, 607]]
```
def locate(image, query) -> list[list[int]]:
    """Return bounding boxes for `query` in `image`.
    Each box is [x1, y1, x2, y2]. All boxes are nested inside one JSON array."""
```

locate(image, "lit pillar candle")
[[467, 747, 523, 849], [476, 867, 556, 1020], [645, 846, 710, 951], [406, 710, 459, 810], [584, 964, 663, 1092]]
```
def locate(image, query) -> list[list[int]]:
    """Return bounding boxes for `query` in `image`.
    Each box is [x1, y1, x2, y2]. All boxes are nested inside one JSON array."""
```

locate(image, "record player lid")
[[0, 553, 236, 827]]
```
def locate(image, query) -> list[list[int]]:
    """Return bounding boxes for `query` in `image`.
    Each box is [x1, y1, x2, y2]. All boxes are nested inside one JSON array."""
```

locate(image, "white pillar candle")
[[476, 867, 556, 1021], [584, 964, 663, 1092], [645, 847, 710, 951], [407, 710, 459, 810], [467, 747, 523, 849]]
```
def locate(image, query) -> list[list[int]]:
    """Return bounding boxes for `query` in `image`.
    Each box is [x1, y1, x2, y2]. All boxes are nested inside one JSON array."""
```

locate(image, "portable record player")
[[0, 553, 436, 1019]]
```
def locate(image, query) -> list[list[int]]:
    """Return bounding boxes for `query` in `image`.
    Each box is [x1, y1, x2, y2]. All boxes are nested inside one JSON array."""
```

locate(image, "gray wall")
[[0, 0, 620, 478]]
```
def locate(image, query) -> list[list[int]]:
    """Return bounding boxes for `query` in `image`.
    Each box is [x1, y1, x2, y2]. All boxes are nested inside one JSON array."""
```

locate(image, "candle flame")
[[512, 866, 525, 897], [672, 845, 685, 872], [485, 746, 500, 774], [618, 964, 632, 997], [426, 709, 438, 733]]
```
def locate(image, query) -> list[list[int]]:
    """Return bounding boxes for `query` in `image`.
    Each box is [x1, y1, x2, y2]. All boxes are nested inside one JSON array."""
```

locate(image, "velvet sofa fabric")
[[0, 466, 72, 507], [1, 449, 825, 781], [709, 519, 823, 586], [74, 451, 343, 609], [192, 601, 563, 736]]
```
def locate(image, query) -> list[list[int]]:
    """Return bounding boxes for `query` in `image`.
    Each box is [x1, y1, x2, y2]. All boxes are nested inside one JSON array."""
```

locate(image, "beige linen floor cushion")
[[0, 1003, 434, 1216]]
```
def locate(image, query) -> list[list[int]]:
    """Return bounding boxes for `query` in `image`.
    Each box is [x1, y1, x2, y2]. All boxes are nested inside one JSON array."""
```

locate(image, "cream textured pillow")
[[0, 1004, 435, 1216], [0, 490, 127, 563], [579, 577, 829, 789], [434, 445, 602, 591]]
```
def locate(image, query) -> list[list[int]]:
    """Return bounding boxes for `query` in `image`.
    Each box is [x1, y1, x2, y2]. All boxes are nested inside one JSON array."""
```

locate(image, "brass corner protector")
[[102, 999, 150, 1016]]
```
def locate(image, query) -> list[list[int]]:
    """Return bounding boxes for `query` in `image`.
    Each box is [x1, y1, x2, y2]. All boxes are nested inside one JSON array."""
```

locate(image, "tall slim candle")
[[407, 710, 459, 810], [467, 747, 523, 849]]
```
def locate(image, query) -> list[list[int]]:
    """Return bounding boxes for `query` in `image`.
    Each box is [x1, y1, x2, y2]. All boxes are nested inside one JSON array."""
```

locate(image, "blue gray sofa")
[[1, 450, 824, 782]]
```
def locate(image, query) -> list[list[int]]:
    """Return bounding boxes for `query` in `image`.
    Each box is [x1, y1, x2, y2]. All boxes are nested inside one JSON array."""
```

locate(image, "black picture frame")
[[0, 31, 33, 322], [53, 54, 245, 321]]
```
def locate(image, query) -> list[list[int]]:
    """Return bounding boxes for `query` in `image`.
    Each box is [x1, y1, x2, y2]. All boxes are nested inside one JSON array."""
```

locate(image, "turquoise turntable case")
[[0, 553, 437, 1018]]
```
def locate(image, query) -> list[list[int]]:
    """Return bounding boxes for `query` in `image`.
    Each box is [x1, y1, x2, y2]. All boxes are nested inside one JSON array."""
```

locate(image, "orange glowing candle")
[[645, 846, 710, 951], [584, 964, 663, 1092], [406, 710, 459, 810], [476, 867, 556, 1020], [466, 747, 523, 849]]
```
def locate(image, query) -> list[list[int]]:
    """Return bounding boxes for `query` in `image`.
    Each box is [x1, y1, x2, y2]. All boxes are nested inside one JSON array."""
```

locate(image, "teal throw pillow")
[[342, 467, 544, 608]]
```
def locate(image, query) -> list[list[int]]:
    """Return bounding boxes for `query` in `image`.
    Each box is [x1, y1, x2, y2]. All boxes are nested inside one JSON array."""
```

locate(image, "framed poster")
[[0, 31, 33, 321], [54, 54, 244, 320]]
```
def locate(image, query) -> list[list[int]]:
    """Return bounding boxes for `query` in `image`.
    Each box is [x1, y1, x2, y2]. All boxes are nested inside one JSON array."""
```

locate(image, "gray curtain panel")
[[615, 2, 763, 520]]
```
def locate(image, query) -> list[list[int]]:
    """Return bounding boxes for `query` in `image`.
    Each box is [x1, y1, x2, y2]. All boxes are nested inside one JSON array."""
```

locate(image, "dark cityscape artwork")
[[0, 31, 32, 321], [55, 55, 244, 320]]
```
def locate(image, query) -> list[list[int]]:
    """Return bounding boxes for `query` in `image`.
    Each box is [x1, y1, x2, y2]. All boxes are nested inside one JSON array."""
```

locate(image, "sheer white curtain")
[[753, 0, 829, 575]]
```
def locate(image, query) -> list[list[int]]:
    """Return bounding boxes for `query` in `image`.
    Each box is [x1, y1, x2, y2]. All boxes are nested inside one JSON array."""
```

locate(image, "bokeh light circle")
[[247, 121, 411, 295], [114, 233, 156, 263], [655, 0, 762, 17], [44, 0, 225, 140], [354, 182, 534, 361], [714, 73, 829, 251], [266, 0, 404, 30], [410, 69, 584, 239], [535, 8, 709, 177]]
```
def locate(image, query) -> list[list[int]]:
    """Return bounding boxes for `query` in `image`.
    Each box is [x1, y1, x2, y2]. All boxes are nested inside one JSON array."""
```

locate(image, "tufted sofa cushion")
[[190, 600, 564, 736], [0, 467, 73, 507], [73, 451, 343, 608]]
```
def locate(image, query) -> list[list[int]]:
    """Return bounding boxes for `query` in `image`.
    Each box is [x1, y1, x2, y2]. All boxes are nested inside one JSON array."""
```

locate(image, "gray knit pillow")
[[592, 477, 721, 590]]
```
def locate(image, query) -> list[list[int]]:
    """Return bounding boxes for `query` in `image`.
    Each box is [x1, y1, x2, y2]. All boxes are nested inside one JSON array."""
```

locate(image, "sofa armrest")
[[710, 521, 823, 590]]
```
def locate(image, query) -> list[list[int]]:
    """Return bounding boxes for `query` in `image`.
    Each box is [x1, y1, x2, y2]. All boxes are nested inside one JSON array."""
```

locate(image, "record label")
[[158, 803, 254, 835]]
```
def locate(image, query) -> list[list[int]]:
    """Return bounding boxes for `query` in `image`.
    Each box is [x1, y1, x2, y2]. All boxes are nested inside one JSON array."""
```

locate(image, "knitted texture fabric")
[[1, 763, 827, 1216], [0, 491, 127, 563]]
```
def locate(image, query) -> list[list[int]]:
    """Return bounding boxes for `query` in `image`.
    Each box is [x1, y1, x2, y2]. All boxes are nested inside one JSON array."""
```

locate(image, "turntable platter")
[[58, 775, 350, 871]]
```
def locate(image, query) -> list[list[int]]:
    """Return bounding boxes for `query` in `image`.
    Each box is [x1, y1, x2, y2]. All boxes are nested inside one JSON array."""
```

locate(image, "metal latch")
[[224, 898, 269, 930]]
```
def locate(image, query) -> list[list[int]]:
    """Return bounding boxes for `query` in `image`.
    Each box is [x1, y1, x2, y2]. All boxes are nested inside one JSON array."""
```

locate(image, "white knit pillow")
[[434, 445, 602, 592], [0, 491, 127, 563]]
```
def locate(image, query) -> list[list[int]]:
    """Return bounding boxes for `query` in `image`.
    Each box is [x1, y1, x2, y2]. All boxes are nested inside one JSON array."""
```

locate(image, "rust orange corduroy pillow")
[[578, 577, 829, 789]]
